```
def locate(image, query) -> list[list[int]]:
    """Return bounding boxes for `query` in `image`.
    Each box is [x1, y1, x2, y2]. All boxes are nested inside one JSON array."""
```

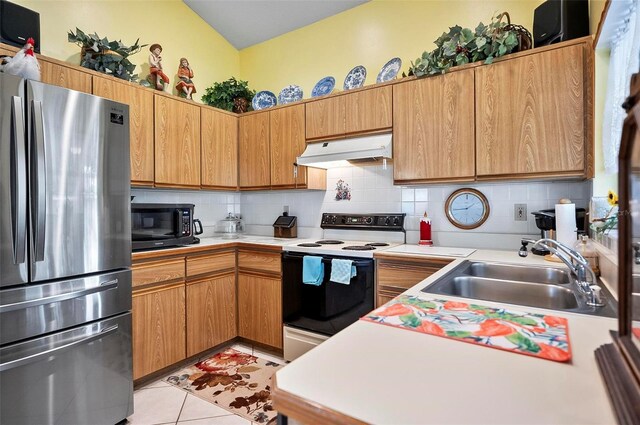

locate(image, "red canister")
[[419, 212, 433, 246]]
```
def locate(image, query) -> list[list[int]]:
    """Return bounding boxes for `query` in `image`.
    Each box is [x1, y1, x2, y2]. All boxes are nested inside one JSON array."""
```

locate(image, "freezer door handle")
[[30, 100, 46, 262], [0, 278, 119, 313], [10, 96, 26, 265], [0, 324, 119, 372]]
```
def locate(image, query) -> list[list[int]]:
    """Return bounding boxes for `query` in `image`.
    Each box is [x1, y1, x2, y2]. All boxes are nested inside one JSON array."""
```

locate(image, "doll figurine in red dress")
[[148, 43, 169, 91], [176, 58, 196, 100]]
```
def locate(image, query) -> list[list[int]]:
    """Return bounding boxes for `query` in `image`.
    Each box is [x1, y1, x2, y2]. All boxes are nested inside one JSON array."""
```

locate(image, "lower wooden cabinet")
[[375, 255, 453, 307], [186, 273, 237, 357], [238, 272, 282, 349], [132, 283, 186, 380]]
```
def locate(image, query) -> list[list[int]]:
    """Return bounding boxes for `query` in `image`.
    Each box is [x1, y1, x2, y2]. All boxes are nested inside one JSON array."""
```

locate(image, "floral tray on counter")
[[362, 295, 572, 362]]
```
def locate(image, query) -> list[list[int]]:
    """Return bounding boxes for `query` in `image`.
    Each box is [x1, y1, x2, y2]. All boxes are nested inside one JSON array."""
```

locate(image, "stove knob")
[[341, 217, 347, 224], [365, 217, 373, 224], [384, 217, 391, 225], [393, 217, 400, 226]]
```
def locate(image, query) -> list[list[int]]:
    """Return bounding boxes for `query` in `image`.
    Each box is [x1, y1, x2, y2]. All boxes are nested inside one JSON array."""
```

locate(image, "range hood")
[[296, 133, 392, 169]]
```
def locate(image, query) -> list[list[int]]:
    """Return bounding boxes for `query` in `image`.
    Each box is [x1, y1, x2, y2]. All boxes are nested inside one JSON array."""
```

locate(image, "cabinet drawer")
[[187, 251, 236, 278], [132, 258, 185, 288], [238, 250, 281, 274], [377, 259, 451, 291]]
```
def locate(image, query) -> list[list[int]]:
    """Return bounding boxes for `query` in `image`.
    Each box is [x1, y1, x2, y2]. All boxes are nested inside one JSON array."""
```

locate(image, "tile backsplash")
[[133, 164, 591, 250], [131, 188, 240, 237], [242, 165, 591, 249]]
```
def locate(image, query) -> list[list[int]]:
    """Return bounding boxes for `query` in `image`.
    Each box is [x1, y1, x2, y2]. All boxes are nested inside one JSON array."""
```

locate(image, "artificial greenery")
[[68, 28, 146, 81], [202, 77, 256, 112], [409, 14, 520, 77]]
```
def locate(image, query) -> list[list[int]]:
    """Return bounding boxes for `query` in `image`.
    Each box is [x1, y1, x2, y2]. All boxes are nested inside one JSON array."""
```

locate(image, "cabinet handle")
[[293, 163, 298, 179]]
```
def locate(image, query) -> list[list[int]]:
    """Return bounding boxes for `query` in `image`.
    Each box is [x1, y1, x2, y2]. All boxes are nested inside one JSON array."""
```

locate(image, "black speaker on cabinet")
[[0, 0, 40, 53], [533, 0, 589, 47]]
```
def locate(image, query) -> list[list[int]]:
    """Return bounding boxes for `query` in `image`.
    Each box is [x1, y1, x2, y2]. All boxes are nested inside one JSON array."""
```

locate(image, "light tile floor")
[[127, 343, 285, 425]]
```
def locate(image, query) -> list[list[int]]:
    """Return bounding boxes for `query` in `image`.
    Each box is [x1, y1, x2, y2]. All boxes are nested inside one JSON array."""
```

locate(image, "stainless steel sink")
[[466, 262, 571, 285], [422, 261, 617, 318]]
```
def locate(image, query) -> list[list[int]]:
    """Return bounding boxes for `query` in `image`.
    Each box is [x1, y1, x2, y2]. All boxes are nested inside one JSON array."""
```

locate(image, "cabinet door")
[[475, 44, 585, 178], [93, 75, 154, 186], [201, 108, 238, 190], [393, 70, 475, 183], [40, 59, 92, 94], [239, 113, 270, 189], [0, 46, 92, 94], [154, 95, 201, 188], [132, 283, 185, 380], [305, 96, 345, 140], [238, 273, 282, 349], [186, 274, 237, 357], [270, 104, 305, 188], [345, 86, 392, 134]]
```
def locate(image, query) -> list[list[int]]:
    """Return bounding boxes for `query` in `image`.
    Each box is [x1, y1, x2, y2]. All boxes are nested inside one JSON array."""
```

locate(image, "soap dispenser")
[[574, 235, 600, 276]]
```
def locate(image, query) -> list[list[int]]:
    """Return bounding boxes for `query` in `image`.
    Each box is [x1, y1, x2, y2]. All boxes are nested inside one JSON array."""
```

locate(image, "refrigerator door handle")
[[0, 324, 119, 372], [30, 100, 46, 262], [0, 278, 119, 313], [10, 96, 26, 265]]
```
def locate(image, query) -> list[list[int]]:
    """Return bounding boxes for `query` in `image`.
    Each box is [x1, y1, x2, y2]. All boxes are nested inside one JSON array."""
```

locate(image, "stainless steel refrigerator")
[[0, 73, 133, 424]]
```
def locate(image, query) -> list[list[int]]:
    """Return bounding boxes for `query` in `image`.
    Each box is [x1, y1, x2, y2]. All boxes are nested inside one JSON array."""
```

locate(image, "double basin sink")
[[422, 261, 617, 318]]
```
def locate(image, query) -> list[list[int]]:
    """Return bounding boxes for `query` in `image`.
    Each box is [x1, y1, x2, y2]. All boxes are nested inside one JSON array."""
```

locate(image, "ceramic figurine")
[[148, 43, 169, 91], [176, 57, 196, 100]]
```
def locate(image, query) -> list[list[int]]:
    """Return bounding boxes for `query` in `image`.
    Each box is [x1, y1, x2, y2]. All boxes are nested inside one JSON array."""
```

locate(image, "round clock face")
[[445, 189, 490, 229]]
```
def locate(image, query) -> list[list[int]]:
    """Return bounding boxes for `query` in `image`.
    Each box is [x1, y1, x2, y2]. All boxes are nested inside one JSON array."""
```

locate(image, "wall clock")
[[445, 188, 490, 230]]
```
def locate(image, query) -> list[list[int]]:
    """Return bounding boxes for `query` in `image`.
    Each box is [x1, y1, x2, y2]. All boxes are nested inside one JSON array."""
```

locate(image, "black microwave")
[[131, 203, 195, 251]]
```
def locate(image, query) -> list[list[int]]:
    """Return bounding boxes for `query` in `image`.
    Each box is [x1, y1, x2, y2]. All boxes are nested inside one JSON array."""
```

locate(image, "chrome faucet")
[[520, 238, 605, 307]]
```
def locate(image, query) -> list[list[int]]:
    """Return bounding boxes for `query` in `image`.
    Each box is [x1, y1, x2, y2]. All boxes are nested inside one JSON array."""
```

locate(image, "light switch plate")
[[514, 204, 527, 221]]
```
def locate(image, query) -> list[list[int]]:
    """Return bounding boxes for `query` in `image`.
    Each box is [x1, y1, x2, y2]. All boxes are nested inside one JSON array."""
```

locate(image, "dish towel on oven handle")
[[302, 255, 324, 285], [330, 259, 357, 285]]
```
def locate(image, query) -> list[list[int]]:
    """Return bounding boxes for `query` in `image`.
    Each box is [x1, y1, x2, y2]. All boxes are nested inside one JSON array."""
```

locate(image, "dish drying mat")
[[361, 295, 572, 362]]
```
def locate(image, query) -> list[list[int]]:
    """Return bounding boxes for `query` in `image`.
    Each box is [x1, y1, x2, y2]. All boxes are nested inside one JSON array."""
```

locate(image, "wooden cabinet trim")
[[132, 258, 185, 289], [132, 280, 185, 297], [238, 250, 282, 275], [186, 251, 236, 279]]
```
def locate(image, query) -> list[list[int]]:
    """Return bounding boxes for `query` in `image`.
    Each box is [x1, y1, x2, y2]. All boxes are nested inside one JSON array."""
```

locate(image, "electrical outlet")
[[514, 204, 527, 221]]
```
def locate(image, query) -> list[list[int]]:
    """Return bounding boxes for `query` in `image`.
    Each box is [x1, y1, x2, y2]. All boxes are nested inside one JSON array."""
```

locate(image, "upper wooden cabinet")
[[0, 46, 93, 94], [154, 95, 201, 188], [239, 112, 271, 190], [305, 86, 392, 140], [393, 69, 475, 184], [270, 105, 305, 188], [40, 59, 92, 93], [475, 43, 590, 179], [201, 108, 238, 190], [93, 76, 155, 186], [305, 96, 345, 140], [345, 85, 392, 134]]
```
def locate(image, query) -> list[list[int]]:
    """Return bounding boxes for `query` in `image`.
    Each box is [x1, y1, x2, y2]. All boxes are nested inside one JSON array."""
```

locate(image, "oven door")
[[282, 251, 374, 337]]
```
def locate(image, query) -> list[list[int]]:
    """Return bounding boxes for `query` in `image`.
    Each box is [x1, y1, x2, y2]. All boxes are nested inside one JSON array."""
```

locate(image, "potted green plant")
[[202, 77, 256, 113], [409, 13, 527, 77], [68, 28, 146, 81]]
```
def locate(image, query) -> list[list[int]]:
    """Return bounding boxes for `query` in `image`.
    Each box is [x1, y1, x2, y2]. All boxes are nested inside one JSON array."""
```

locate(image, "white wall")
[[133, 165, 591, 249], [241, 164, 592, 249], [131, 188, 240, 237]]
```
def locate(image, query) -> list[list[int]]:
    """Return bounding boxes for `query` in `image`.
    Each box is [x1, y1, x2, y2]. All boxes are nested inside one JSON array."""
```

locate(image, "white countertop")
[[275, 248, 618, 424]]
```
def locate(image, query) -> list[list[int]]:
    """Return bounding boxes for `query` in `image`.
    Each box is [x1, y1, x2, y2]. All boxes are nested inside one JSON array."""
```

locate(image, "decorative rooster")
[[0, 37, 40, 81]]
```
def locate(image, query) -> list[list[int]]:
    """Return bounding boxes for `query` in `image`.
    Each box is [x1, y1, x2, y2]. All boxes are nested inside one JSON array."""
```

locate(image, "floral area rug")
[[362, 295, 572, 362], [164, 348, 282, 424]]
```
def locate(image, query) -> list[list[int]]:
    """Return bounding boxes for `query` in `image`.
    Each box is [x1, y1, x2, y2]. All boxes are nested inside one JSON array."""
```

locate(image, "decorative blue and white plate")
[[311, 76, 335, 97], [252, 91, 277, 110], [343, 65, 367, 90], [377, 57, 402, 83], [278, 85, 303, 104]]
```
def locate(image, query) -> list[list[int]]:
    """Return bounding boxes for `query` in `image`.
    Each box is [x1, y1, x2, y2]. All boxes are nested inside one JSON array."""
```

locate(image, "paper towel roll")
[[555, 201, 577, 247]]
